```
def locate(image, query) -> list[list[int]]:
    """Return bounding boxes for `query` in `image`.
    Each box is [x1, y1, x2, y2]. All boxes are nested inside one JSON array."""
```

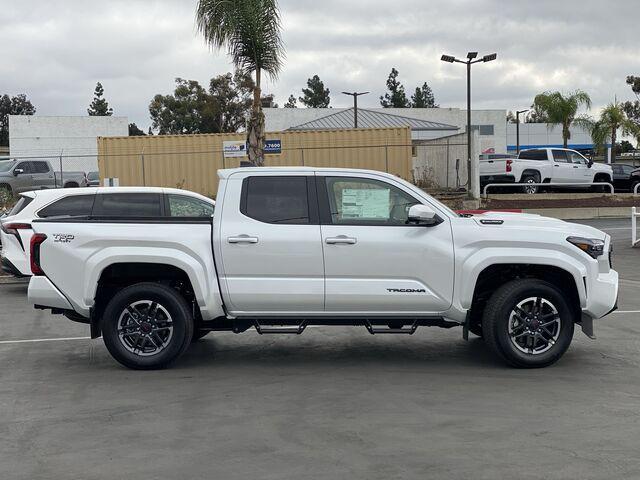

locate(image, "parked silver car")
[[0, 159, 87, 195]]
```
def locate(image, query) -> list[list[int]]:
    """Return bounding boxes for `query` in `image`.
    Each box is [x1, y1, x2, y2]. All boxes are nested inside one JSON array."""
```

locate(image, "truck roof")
[[21, 186, 214, 203], [218, 166, 398, 179]]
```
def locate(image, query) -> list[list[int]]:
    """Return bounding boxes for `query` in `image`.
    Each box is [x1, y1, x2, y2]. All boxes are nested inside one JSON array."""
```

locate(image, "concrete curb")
[[522, 206, 632, 220]]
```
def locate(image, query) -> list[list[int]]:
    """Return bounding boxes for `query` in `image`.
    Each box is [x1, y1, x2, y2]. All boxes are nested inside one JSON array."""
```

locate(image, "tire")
[[631, 179, 640, 194], [481, 279, 574, 368], [101, 282, 194, 370], [591, 176, 611, 193], [521, 175, 539, 194]]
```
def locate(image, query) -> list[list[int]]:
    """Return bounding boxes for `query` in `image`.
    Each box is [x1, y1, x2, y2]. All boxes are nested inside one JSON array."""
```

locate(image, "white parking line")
[[611, 310, 640, 314], [0, 336, 90, 345]]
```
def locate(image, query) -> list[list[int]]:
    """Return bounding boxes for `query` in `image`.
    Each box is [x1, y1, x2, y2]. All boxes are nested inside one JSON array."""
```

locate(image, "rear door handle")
[[228, 235, 259, 244], [326, 236, 357, 245]]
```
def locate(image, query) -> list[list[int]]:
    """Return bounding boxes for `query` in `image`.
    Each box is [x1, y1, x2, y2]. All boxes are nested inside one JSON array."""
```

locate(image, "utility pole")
[[342, 91, 370, 128], [441, 52, 497, 199], [516, 109, 529, 154]]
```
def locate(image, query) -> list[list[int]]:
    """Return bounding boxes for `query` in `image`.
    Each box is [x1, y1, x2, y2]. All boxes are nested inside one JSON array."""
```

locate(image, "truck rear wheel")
[[521, 174, 539, 194], [481, 279, 574, 368], [101, 282, 194, 369]]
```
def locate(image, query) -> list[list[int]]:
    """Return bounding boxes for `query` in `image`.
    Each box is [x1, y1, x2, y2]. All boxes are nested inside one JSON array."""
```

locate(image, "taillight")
[[1, 222, 31, 235], [506, 159, 513, 173], [30, 233, 47, 276]]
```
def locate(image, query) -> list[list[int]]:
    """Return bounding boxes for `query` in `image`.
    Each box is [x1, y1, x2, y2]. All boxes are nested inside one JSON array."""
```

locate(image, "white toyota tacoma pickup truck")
[[480, 148, 613, 194], [27, 167, 618, 369]]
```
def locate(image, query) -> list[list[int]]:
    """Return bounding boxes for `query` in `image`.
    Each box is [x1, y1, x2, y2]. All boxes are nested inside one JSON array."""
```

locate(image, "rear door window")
[[240, 176, 311, 224], [551, 150, 569, 163], [38, 195, 95, 218], [93, 193, 163, 217], [31, 161, 50, 173]]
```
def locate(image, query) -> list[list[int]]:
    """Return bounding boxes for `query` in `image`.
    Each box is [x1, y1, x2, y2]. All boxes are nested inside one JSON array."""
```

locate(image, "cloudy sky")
[[2, 0, 638, 129]]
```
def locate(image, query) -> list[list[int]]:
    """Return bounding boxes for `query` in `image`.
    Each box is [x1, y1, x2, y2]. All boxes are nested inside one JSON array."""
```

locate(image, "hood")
[[592, 163, 613, 173], [472, 211, 606, 240]]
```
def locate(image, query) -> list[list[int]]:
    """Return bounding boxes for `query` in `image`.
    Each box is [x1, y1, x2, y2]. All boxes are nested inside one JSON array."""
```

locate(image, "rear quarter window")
[[38, 195, 95, 218], [8, 196, 34, 216]]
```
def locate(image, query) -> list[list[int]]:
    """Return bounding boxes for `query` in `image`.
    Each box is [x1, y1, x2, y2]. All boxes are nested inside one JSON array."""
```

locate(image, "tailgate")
[[480, 159, 509, 176]]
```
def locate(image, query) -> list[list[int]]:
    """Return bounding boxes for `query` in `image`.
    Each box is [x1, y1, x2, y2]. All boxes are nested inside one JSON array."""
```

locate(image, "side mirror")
[[13, 168, 23, 176], [407, 204, 441, 226], [587, 160, 593, 168]]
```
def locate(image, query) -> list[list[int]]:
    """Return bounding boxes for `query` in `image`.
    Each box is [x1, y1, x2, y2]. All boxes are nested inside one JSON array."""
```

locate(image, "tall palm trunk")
[[610, 125, 617, 163], [247, 69, 265, 166], [562, 122, 570, 148]]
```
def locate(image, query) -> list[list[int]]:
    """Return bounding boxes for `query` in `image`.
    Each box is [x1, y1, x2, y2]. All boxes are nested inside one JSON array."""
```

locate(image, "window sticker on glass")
[[341, 188, 390, 219]]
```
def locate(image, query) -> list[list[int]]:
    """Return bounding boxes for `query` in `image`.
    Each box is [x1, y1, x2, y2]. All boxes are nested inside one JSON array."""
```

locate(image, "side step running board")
[[254, 321, 307, 335], [365, 320, 419, 335]]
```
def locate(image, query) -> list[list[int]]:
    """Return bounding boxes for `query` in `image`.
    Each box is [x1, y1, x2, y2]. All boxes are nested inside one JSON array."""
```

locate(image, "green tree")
[[506, 111, 517, 123], [622, 75, 640, 127], [149, 73, 254, 135], [210, 71, 255, 132], [284, 94, 297, 108], [525, 103, 549, 123], [196, 0, 285, 166], [380, 68, 409, 108], [299, 75, 330, 108], [128, 123, 146, 136], [0, 94, 36, 147], [87, 82, 113, 116], [590, 101, 637, 157], [411, 82, 438, 108], [532, 90, 592, 147]]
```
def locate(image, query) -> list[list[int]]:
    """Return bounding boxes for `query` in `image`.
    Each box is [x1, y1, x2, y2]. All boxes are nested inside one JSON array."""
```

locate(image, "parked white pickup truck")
[[28, 167, 618, 369], [480, 148, 613, 194]]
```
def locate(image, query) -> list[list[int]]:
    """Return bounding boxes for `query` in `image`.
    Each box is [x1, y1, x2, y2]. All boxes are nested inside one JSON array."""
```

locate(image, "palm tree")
[[532, 90, 592, 148], [591, 101, 638, 161], [196, 0, 285, 166]]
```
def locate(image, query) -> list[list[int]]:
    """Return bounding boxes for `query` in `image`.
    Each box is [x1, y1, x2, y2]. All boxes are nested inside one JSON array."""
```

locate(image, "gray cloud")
[[1, 0, 638, 129]]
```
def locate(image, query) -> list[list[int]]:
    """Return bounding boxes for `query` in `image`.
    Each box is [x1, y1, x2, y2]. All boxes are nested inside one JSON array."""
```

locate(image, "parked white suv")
[[480, 148, 613, 194], [28, 167, 618, 370], [1, 187, 214, 277]]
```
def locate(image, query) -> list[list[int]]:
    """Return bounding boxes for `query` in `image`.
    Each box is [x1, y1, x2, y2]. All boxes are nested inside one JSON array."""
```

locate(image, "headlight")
[[567, 236, 606, 259]]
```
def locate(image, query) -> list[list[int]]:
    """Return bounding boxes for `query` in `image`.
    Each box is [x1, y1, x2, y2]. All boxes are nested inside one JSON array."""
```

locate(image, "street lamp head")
[[441, 54, 456, 63], [482, 53, 497, 62], [467, 52, 478, 60], [516, 109, 530, 115]]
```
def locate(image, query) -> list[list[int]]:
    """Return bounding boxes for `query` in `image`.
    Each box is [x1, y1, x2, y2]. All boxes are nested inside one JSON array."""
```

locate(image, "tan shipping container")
[[97, 127, 411, 198]]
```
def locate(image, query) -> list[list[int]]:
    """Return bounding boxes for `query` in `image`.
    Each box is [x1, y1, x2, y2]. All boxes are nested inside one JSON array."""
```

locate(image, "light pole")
[[515, 109, 529, 154], [342, 91, 369, 128], [441, 52, 497, 198]]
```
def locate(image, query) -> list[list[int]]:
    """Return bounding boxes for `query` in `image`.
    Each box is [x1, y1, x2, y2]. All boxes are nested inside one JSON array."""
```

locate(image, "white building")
[[264, 107, 507, 154], [506, 123, 594, 153], [9, 115, 129, 172]]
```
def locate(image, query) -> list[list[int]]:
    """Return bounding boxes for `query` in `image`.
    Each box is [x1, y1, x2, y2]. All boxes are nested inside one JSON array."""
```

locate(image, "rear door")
[[30, 161, 55, 188], [317, 173, 454, 314], [550, 149, 577, 183], [218, 173, 324, 315]]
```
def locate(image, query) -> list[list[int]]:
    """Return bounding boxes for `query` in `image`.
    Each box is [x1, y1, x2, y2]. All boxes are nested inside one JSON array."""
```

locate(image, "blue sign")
[[265, 139, 282, 154]]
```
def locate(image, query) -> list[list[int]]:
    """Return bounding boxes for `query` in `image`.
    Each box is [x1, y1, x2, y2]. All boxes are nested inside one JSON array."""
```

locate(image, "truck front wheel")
[[481, 279, 574, 368], [101, 282, 194, 369], [521, 174, 539, 194]]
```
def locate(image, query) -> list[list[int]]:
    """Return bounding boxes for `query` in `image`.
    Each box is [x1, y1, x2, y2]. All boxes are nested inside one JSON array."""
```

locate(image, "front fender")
[[456, 247, 588, 311]]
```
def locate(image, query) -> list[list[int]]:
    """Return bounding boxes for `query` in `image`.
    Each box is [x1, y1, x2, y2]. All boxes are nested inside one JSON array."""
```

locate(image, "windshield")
[[0, 161, 14, 173]]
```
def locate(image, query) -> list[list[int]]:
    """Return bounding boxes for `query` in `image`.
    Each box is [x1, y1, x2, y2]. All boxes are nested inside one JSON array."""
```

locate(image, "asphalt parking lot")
[[1, 218, 639, 480]]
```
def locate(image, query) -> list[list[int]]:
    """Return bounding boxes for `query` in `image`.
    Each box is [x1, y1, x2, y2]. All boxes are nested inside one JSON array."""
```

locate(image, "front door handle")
[[228, 235, 259, 244], [326, 235, 357, 245]]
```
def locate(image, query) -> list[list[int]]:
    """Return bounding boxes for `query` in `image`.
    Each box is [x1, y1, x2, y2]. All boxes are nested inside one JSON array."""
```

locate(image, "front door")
[[318, 173, 455, 314], [218, 173, 324, 315], [11, 161, 33, 193], [550, 150, 578, 184]]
